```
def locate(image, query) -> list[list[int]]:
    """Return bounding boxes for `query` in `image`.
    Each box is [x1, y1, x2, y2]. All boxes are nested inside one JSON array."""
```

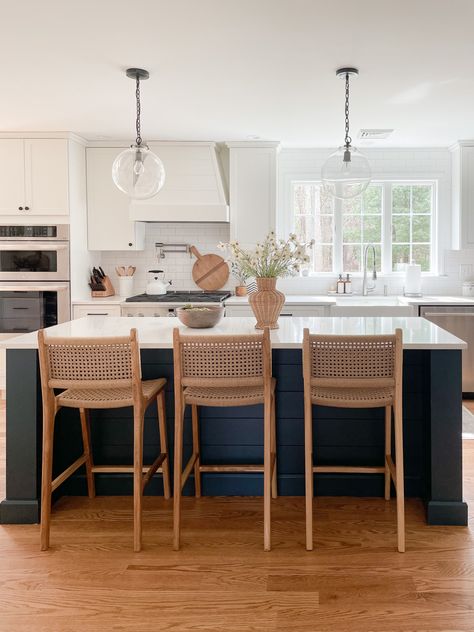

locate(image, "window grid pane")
[[391, 184, 432, 272], [293, 183, 334, 272], [342, 185, 383, 273]]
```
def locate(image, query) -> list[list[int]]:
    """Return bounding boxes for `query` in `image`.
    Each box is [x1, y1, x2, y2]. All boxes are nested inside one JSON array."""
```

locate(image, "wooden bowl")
[[176, 305, 224, 328]]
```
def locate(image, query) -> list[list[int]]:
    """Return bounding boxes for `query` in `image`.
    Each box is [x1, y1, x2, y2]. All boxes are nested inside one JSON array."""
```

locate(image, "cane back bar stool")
[[38, 328, 171, 552], [302, 328, 405, 553], [172, 327, 277, 551]]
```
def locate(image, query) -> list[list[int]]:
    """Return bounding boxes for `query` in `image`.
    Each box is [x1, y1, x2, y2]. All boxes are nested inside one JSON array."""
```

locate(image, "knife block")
[[91, 275, 115, 297]]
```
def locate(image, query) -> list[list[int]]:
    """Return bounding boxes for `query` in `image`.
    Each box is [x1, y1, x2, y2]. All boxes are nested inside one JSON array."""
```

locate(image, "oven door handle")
[[0, 243, 69, 251]]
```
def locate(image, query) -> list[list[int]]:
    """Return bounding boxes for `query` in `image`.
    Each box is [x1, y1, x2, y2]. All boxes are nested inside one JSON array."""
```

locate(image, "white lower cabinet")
[[72, 304, 122, 319], [225, 305, 329, 317]]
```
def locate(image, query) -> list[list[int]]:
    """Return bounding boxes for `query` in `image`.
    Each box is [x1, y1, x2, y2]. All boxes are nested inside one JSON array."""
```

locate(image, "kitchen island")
[[0, 316, 468, 526]]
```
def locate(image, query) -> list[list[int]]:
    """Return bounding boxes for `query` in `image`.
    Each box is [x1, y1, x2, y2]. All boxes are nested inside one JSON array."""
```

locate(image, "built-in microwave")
[[0, 225, 69, 282]]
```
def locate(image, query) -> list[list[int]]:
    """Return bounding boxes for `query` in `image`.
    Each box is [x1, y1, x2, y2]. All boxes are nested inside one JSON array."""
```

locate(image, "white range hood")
[[129, 141, 229, 222]]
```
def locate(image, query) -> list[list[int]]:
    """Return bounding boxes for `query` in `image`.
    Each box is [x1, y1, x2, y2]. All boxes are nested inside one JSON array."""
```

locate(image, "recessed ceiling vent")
[[358, 129, 394, 140]]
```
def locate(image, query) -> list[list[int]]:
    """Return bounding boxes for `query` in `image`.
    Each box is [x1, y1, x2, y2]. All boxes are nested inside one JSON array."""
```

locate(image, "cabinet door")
[[73, 305, 121, 319], [0, 140, 26, 214], [86, 148, 145, 251], [25, 139, 69, 215]]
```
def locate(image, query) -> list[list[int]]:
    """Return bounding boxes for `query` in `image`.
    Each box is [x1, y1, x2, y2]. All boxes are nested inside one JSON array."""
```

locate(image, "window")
[[291, 181, 435, 274]]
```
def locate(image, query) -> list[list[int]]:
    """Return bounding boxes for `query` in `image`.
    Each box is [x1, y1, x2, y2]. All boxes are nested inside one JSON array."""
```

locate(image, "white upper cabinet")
[[0, 139, 69, 216], [227, 141, 280, 248], [129, 142, 229, 222], [0, 140, 25, 214], [86, 147, 145, 251], [451, 142, 474, 249], [25, 140, 69, 215]]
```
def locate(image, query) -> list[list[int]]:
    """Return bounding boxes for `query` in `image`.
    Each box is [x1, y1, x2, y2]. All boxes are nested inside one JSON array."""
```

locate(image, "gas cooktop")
[[125, 291, 231, 303]]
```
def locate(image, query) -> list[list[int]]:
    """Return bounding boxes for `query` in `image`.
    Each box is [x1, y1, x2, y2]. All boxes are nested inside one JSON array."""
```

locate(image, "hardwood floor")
[[0, 400, 473, 631]]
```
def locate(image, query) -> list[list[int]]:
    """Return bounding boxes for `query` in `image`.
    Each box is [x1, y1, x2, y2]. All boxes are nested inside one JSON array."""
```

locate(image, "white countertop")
[[1, 316, 466, 350], [73, 293, 474, 308], [225, 294, 337, 306]]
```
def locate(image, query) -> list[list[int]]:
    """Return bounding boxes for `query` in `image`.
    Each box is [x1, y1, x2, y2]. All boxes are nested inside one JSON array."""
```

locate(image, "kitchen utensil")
[[145, 270, 171, 295], [190, 245, 229, 291], [176, 305, 224, 328], [127, 266, 136, 276]]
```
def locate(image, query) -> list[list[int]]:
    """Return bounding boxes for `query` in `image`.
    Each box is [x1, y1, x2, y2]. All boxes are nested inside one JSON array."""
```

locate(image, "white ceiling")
[[3, 0, 474, 147]]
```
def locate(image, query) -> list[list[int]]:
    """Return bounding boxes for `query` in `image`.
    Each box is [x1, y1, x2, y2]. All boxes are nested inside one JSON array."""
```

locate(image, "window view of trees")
[[292, 181, 434, 274]]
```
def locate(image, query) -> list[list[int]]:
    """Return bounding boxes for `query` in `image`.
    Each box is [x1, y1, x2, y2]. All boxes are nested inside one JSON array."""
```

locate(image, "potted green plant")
[[219, 232, 313, 329]]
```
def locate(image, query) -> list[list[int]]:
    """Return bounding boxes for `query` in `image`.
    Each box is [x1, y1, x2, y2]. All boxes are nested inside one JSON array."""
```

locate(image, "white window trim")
[[286, 178, 439, 276]]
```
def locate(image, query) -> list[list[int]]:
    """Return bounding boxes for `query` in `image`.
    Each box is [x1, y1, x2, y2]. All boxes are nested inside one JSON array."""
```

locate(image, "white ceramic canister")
[[118, 276, 134, 297]]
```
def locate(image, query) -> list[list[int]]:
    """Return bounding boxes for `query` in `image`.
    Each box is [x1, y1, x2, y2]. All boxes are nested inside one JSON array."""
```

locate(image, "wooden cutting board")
[[190, 245, 229, 291]]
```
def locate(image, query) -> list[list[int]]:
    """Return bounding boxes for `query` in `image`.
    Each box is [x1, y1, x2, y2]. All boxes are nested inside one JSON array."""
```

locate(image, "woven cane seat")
[[311, 384, 394, 408], [57, 378, 167, 409], [184, 377, 276, 407]]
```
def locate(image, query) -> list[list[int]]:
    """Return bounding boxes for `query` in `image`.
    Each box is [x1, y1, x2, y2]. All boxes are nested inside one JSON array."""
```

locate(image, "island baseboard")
[[0, 499, 39, 524], [426, 500, 468, 526]]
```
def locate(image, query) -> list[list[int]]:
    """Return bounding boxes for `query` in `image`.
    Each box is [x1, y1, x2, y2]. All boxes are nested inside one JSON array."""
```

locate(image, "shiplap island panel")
[[0, 317, 467, 527]]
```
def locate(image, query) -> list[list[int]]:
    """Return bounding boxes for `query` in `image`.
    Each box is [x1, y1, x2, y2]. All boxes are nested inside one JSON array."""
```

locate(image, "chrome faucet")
[[362, 244, 377, 295]]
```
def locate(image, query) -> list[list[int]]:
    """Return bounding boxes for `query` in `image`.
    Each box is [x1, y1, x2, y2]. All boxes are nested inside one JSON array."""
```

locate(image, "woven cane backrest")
[[174, 331, 270, 388], [39, 331, 139, 390], [304, 330, 402, 389]]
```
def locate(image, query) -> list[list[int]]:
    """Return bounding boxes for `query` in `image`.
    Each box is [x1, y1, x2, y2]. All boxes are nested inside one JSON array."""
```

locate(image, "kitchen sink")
[[331, 296, 414, 316]]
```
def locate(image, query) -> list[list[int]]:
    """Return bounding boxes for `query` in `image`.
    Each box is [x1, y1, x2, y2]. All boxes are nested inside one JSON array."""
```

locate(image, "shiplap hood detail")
[[129, 141, 229, 222]]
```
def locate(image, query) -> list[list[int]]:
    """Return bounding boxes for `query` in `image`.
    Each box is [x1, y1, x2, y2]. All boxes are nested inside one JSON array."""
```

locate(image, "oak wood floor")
[[0, 397, 473, 631]]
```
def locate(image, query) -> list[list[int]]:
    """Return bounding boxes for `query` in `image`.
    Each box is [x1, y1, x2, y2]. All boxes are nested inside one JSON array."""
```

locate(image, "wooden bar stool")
[[38, 328, 171, 552], [302, 328, 405, 552], [172, 328, 276, 551]]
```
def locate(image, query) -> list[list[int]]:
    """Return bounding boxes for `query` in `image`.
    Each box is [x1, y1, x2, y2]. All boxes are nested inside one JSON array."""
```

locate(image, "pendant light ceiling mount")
[[125, 67, 150, 81], [335, 67, 359, 79], [321, 66, 371, 200], [112, 67, 165, 200]]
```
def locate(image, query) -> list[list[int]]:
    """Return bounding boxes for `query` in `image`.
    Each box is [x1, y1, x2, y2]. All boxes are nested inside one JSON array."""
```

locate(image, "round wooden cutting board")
[[190, 245, 230, 290]]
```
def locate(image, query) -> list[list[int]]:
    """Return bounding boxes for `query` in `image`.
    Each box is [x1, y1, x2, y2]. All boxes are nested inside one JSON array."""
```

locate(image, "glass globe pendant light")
[[112, 68, 165, 199], [321, 68, 371, 200]]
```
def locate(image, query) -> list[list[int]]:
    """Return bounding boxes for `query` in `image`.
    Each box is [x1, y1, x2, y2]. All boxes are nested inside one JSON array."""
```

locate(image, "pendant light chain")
[[135, 75, 142, 147], [344, 72, 351, 149]]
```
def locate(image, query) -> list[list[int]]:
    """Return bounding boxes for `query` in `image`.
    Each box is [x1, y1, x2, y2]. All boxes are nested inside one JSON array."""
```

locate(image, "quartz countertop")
[[1, 316, 466, 350], [225, 294, 337, 306]]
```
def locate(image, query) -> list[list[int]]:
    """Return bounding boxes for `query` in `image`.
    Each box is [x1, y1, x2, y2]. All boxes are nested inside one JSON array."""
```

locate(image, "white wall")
[[276, 146, 470, 295], [100, 222, 231, 294]]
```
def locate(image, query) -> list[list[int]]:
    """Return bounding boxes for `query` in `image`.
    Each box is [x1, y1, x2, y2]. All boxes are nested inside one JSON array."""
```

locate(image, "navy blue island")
[[0, 316, 468, 526]]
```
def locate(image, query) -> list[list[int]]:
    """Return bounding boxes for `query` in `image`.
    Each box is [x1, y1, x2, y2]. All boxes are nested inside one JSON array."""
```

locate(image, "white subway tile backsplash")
[[101, 222, 232, 293]]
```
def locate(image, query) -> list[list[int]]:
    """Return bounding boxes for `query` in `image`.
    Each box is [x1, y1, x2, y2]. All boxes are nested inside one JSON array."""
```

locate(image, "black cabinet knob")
[[25, 206, 30, 210], [128, 242, 133, 247], [18, 206, 23, 210]]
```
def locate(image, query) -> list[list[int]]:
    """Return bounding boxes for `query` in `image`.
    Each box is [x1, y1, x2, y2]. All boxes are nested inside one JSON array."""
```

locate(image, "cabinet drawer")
[[1, 298, 42, 318], [73, 305, 121, 319]]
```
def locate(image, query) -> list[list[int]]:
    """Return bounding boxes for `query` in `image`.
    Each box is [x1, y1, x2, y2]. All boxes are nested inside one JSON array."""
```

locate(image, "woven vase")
[[248, 277, 285, 330]]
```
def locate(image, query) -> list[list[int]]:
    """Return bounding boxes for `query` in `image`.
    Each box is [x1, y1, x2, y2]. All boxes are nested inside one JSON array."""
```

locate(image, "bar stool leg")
[[40, 409, 56, 551], [133, 407, 145, 552], [263, 394, 272, 551], [304, 395, 314, 551], [191, 405, 201, 498], [394, 402, 406, 553], [270, 394, 277, 499], [173, 401, 184, 551], [79, 408, 95, 499], [384, 405, 392, 501], [157, 391, 171, 500]]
